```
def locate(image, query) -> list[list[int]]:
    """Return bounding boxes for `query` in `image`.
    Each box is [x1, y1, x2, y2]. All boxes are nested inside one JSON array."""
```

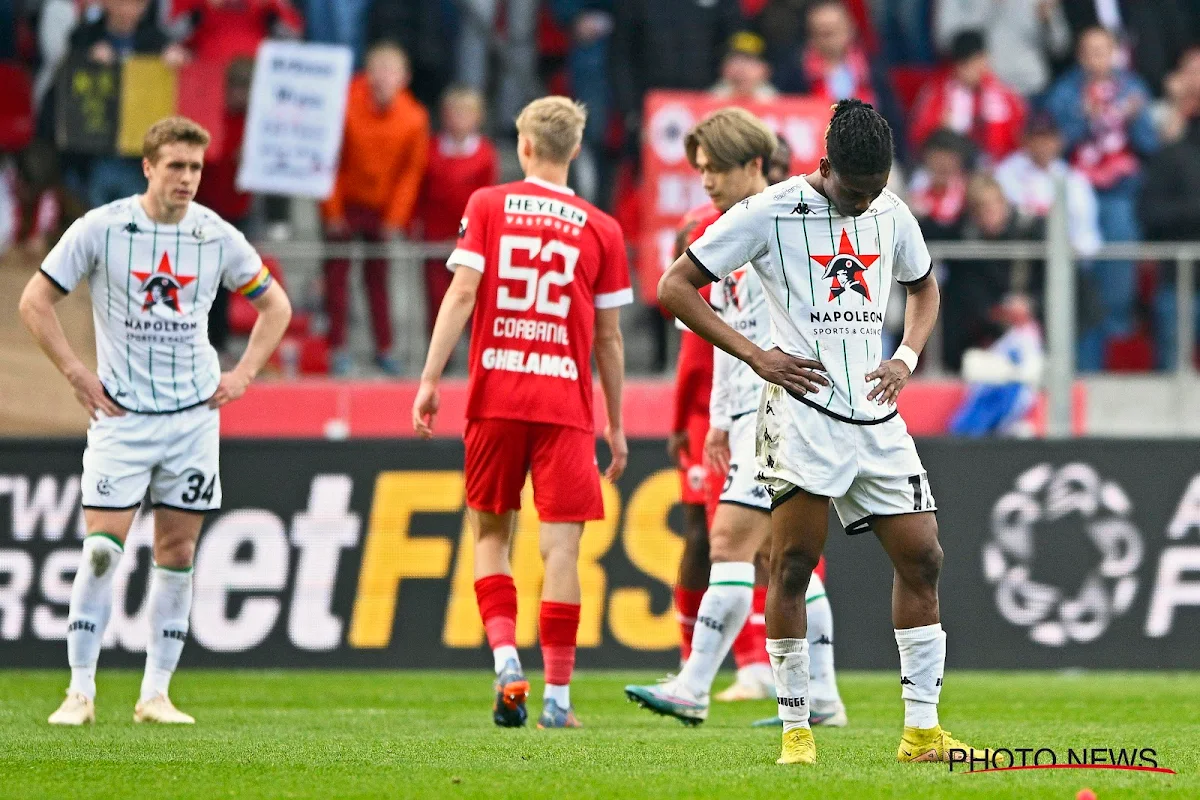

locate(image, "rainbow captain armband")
[[236, 265, 273, 300]]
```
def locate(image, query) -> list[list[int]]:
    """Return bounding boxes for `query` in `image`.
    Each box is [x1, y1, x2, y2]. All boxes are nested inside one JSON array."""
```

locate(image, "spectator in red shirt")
[[416, 86, 498, 339], [910, 30, 1027, 165], [170, 0, 303, 72]]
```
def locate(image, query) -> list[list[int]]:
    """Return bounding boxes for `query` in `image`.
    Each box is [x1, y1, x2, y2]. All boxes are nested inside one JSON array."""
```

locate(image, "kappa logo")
[[809, 230, 879, 302], [984, 463, 1143, 648], [132, 252, 195, 313], [124, 221, 140, 234], [812, 634, 833, 646], [790, 201, 813, 215], [900, 676, 916, 686]]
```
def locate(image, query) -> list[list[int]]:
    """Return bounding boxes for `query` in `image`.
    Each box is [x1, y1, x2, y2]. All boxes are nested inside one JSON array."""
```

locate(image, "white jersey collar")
[[523, 175, 575, 196]]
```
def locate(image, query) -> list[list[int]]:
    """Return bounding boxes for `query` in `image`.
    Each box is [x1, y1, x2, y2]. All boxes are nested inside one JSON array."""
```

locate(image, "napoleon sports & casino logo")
[[0, 469, 691, 654]]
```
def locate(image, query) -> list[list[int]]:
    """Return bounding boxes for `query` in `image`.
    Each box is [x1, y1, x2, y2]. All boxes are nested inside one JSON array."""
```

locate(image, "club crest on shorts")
[[809, 229, 879, 302], [96, 478, 112, 497]]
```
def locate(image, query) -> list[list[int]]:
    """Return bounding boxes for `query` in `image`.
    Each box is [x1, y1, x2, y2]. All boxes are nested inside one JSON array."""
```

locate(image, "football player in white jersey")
[[658, 99, 981, 766], [19, 117, 292, 726], [626, 111, 846, 728]]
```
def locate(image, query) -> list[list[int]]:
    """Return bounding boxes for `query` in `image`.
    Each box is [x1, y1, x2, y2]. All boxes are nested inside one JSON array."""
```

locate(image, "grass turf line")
[[1, 670, 1196, 799]]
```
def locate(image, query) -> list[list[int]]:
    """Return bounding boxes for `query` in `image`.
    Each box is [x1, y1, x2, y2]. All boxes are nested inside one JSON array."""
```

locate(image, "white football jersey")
[[688, 176, 932, 424], [709, 265, 771, 430], [41, 196, 271, 414]]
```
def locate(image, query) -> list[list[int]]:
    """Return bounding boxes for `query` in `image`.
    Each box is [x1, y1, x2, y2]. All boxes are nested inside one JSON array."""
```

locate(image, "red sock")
[[474, 574, 517, 651], [674, 586, 705, 661], [539, 601, 580, 686], [732, 586, 769, 668]]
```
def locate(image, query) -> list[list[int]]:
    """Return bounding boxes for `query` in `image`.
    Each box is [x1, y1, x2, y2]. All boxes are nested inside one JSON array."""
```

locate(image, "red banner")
[[637, 91, 834, 304]]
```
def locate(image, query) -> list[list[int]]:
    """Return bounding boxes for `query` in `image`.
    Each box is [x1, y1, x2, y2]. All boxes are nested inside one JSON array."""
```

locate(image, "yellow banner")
[[117, 57, 178, 157]]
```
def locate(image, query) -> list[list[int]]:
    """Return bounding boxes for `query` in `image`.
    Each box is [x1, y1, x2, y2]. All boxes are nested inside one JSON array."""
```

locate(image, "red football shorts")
[[677, 412, 711, 506], [464, 418, 605, 522]]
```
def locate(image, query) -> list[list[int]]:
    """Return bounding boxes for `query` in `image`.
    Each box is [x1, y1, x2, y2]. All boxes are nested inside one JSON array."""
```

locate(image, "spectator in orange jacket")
[[321, 40, 430, 376]]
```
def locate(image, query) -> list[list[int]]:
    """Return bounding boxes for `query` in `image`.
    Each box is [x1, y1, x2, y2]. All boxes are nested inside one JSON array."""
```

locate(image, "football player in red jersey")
[[413, 97, 631, 730]]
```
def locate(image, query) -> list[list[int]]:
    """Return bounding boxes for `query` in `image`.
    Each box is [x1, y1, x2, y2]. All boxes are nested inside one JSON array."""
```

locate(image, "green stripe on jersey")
[[774, 215, 791, 310], [709, 581, 754, 588], [104, 227, 111, 320], [805, 593, 826, 605]]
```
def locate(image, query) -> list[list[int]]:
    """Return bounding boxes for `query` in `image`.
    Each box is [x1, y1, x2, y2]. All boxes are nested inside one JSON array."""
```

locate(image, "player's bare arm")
[[703, 426, 731, 474], [413, 266, 482, 438], [594, 307, 628, 481], [658, 256, 829, 398], [208, 280, 291, 409], [18, 272, 124, 419], [865, 272, 940, 406]]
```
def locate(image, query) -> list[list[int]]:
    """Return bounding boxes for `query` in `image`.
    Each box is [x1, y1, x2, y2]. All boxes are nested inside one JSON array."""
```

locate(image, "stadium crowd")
[[1, 0, 1200, 374]]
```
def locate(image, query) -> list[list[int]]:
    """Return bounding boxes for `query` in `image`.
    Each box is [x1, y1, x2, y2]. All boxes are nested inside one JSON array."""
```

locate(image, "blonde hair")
[[143, 116, 211, 162], [515, 96, 587, 164], [442, 85, 485, 115], [685, 107, 778, 174], [967, 172, 1005, 206]]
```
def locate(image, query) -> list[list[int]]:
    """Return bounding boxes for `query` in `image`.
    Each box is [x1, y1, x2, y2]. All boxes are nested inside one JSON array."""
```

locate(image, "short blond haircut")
[[143, 116, 211, 162], [515, 96, 587, 164], [686, 108, 778, 174], [442, 85, 485, 115]]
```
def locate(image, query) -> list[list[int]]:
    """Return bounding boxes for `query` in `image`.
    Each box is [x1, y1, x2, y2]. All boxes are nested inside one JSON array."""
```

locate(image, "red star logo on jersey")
[[809, 229, 879, 302], [132, 252, 194, 313]]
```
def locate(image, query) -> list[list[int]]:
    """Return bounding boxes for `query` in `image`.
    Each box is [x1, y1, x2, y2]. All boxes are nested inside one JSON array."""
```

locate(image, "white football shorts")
[[754, 383, 935, 533], [718, 411, 772, 512], [80, 404, 222, 512]]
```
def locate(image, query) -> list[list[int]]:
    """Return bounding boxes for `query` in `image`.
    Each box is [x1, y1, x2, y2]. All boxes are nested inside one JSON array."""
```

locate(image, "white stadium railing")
[[256, 181, 1199, 438]]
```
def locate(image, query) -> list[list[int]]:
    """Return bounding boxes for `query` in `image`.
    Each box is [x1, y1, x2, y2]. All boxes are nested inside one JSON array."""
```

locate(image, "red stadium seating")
[[0, 62, 34, 153]]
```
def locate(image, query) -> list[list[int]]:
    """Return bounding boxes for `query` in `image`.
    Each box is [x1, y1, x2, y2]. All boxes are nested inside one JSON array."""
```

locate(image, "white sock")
[[493, 645, 519, 674], [140, 565, 193, 703], [896, 623, 946, 729], [767, 637, 810, 732], [737, 663, 774, 685], [544, 683, 570, 708], [67, 534, 124, 699], [677, 562, 754, 697], [805, 574, 840, 704]]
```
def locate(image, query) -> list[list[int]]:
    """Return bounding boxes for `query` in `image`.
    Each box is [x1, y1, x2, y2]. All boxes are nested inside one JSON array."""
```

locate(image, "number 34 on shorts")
[[79, 405, 223, 512]]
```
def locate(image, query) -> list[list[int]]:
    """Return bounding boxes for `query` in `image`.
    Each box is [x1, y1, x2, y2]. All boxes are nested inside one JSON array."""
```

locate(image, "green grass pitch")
[[1, 670, 1197, 799]]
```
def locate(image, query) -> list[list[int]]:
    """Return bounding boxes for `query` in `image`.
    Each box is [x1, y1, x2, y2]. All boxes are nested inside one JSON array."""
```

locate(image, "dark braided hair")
[[824, 98, 893, 177]]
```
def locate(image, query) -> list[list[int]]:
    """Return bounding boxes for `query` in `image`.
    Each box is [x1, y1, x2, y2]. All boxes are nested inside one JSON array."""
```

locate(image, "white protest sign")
[[237, 41, 353, 198]]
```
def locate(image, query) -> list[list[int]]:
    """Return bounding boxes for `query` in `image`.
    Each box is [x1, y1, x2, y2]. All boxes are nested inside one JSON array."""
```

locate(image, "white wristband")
[[892, 345, 919, 374]]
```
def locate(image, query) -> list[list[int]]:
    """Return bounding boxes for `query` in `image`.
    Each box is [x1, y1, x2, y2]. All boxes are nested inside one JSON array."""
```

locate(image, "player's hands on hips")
[[208, 368, 252, 409], [866, 359, 910, 406], [704, 427, 731, 474], [66, 364, 124, 419], [751, 347, 829, 396], [604, 425, 628, 482], [666, 430, 689, 468], [412, 380, 439, 439]]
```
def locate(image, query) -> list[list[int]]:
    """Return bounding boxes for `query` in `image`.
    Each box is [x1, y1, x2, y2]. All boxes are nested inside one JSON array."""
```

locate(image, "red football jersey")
[[449, 177, 632, 432], [672, 204, 722, 431]]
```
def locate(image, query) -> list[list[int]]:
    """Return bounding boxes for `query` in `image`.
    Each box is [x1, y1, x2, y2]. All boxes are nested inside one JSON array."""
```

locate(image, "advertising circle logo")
[[984, 463, 1143, 647], [648, 103, 695, 165]]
